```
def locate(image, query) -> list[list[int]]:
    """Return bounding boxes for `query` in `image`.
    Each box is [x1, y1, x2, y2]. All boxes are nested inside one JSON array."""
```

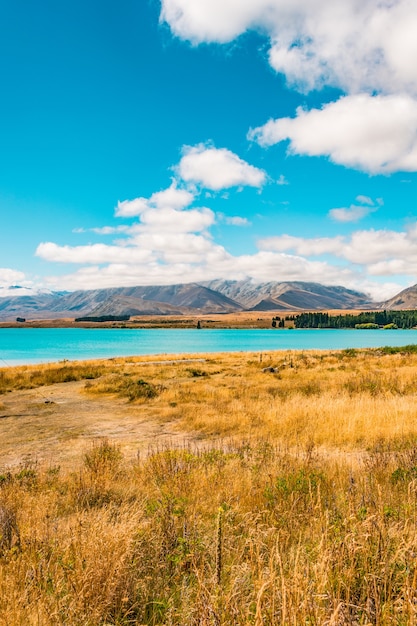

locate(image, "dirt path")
[[0, 381, 197, 469]]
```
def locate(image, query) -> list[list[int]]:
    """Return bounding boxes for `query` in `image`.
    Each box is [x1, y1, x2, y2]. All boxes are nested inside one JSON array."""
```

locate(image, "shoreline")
[[0, 308, 383, 330]]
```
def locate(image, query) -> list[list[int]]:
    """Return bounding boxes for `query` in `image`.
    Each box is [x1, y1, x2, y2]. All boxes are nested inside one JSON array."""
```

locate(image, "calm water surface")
[[0, 327, 416, 366]]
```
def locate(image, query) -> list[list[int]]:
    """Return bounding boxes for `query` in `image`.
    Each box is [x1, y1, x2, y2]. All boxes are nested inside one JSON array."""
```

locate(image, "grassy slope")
[[1, 347, 417, 624]]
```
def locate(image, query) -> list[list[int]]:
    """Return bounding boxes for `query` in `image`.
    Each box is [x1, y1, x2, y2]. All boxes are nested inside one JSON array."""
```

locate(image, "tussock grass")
[[72, 347, 417, 450], [0, 362, 107, 393], [2, 346, 417, 623], [85, 373, 163, 401], [2, 439, 417, 624], [3, 348, 417, 449]]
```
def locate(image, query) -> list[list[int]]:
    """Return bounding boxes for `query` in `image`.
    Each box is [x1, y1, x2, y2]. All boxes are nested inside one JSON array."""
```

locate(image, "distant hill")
[[5, 278, 414, 321], [0, 283, 242, 320], [201, 280, 372, 310], [379, 284, 417, 310]]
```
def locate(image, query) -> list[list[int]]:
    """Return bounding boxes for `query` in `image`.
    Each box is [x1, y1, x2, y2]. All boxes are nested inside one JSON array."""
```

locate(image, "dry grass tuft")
[[0, 362, 107, 393]]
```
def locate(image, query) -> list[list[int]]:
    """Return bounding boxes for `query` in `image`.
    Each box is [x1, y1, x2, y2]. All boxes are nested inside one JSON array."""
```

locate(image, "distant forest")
[[74, 315, 130, 323], [290, 310, 417, 329]]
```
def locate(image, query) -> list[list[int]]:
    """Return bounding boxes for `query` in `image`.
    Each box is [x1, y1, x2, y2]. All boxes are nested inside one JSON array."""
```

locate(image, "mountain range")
[[0, 280, 415, 321]]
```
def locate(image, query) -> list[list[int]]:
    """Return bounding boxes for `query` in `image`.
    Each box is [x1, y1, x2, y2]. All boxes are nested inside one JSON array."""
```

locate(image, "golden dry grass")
[[80, 347, 417, 450], [1, 346, 417, 624], [2, 348, 417, 456]]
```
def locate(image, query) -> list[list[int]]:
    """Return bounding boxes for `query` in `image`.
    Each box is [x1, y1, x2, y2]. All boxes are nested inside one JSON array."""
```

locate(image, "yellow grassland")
[[0, 309, 369, 329], [1, 346, 417, 624]]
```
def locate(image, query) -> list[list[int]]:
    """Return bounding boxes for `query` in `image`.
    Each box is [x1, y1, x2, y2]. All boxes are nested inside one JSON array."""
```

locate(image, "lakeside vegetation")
[[2, 346, 417, 623], [292, 309, 417, 329]]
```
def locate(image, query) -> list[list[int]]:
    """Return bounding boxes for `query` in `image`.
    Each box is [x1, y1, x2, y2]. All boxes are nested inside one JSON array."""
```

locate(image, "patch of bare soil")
[[0, 380, 197, 470]]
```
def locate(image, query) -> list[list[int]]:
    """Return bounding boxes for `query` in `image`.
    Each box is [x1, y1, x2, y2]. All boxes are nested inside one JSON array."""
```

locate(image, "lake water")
[[0, 327, 416, 366]]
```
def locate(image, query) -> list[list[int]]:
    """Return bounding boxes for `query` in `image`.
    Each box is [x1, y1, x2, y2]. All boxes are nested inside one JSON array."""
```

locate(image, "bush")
[[355, 323, 379, 329], [85, 374, 162, 401]]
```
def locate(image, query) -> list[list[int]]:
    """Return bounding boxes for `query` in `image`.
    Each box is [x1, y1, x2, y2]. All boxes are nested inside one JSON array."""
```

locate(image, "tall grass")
[[2, 347, 417, 623], [0, 362, 107, 393], [2, 440, 417, 624], [75, 347, 417, 450]]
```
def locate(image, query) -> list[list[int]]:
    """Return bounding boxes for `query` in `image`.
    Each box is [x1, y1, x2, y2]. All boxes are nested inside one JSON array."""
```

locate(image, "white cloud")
[[41, 248, 358, 293], [116, 180, 194, 217], [38, 223, 414, 299], [37, 173, 417, 297], [90, 226, 130, 235], [329, 205, 375, 223], [131, 206, 215, 234], [161, 0, 417, 96], [217, 212, 251, 226], [73, 226, 130, 235], [162, 2, 417, 180], [356, 195, 374, 206], [133, 232, 227, 265], [177, 144, 266, 190], [276, 174, 289, 186], [225, 216, 251, 226], [345, 228, 417, 268], [35, 137, 415, 300], [249, 94, 417, 173], [259, 224, 417, 275], [259, 234, 344, 257], [115, 197, 149, 218], [0, 268, 38, 297], [0, 268, 27, 287], [160, 0, 268, 45], [36, 242, 155, 265]]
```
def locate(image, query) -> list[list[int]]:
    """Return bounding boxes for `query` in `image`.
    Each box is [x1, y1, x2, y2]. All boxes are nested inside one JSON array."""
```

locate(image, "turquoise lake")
[[1, 328, 417, 366]]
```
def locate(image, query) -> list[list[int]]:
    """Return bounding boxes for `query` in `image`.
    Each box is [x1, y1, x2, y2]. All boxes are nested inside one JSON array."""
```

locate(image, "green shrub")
[[355, 323, 379, 329]]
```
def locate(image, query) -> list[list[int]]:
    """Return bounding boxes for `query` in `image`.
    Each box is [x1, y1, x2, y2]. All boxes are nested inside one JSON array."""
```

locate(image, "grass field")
[[1, 346, 417, 624]]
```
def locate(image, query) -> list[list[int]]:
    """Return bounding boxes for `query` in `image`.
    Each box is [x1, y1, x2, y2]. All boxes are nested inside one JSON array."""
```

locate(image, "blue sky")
[[1, 0, 416, 301]]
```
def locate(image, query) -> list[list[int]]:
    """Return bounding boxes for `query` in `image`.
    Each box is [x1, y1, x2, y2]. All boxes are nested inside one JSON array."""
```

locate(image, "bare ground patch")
[[0, 380, 198, 469]]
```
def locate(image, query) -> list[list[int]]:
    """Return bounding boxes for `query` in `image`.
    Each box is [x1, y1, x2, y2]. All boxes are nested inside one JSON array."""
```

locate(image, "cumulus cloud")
[[249, 94, 417, 173], [38, 215, 414, 300], [259, 223, 417, 275], [0, 268, 37, 297], [259, 234, 344, 257], [45, 243, 406, 301], [345, 228, 417, 268], [160, 0, 268, 44], [115, 197, 149, 218], [41, 247, 359, 294], [36, 242, 155, 265], [328, 195, 383, 223], [129, 206, 215, 234], [328, 195, 380, 222], [35, 139, 414, 300], [177, 144, 266, 190], [162, 1, 417, 175], [38, 142, 263, 277], [356, 195, 374, 206], [0, 267, 27, 287], [160, 0, 417, 96], [116, 180, 194, 217], [329, 206, 373, 223]]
